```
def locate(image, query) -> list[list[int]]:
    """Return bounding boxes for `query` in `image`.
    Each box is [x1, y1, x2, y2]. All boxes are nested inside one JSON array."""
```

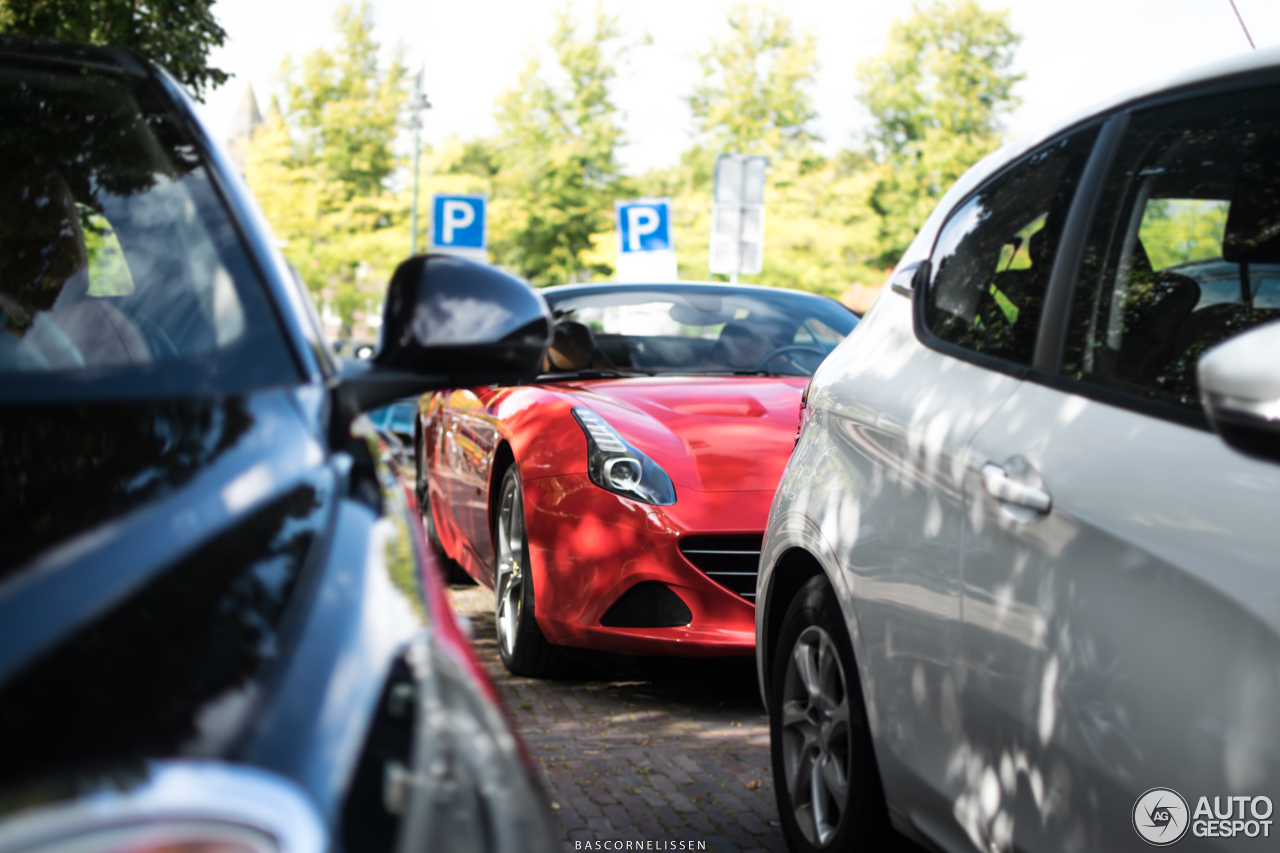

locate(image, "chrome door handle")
[[981, 463, 1052, 512]]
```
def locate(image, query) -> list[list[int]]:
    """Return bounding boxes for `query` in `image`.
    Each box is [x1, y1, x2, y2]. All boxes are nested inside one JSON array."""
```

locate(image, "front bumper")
[[521, 473, 771, 656]]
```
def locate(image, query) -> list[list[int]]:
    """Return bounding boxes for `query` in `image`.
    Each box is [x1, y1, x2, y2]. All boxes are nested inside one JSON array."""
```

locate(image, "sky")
[[194, 0, 1280, 175]]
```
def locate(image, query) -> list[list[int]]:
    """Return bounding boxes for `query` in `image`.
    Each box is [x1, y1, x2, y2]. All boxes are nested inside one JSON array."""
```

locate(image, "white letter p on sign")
[[442, 200, 475, 244], [626, 207, 659, 252]]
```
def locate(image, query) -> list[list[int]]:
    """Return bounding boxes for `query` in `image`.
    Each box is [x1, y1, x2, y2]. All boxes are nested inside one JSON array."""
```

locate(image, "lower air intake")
[[600, 582, 692, 628]]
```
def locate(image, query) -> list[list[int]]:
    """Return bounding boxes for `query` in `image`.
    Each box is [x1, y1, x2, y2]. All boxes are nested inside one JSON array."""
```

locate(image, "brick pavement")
[[448, 582, 930, 853], [448, 582, 786, 853]]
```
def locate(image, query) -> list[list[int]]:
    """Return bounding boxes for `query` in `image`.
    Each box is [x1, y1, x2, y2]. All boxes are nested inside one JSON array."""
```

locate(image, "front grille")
[[679, 534, 764, 602]]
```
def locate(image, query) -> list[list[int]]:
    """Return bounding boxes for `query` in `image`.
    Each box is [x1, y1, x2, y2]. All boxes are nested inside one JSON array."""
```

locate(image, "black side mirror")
[[1199, 320, 1280, 463], [376, 254, 551, 381], [333, 255, 551, 435]]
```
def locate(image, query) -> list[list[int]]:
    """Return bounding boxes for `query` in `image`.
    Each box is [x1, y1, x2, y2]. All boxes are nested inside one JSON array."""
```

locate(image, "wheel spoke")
[[787, 741, 815, 799], [818, 752, 848, 802], [828, 695, 850, 731], [794, 637, 822, 705], [818, 640, 837, 711], [780, 699, 812, 733], [810, 757, 828, 837]]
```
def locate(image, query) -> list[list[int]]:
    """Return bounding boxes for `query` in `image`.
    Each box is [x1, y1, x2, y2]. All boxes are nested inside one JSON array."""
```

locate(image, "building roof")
[[227, 81, 263, 145]]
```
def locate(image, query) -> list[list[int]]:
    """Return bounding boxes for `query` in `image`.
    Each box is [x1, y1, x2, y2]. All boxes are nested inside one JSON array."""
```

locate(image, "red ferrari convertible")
[[414, 282, 857, 676]]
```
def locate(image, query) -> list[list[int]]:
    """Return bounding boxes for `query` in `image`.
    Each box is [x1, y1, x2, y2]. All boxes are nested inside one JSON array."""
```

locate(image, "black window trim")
[[1032, 113, 1129, 373]]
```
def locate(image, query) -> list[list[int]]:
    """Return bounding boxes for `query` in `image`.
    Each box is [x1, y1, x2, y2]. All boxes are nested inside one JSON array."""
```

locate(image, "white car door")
[[872, 119, 1100, 850], [959, 83, 1280, 852], [806, 120, 1102, 844]]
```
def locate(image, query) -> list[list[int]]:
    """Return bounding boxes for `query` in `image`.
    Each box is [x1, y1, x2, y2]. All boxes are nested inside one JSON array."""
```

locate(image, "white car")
[[756, 48, 1280, 853]]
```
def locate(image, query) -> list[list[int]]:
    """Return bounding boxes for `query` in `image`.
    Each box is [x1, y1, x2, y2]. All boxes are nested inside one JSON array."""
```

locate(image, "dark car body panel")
[[0, 41, 555, 853]]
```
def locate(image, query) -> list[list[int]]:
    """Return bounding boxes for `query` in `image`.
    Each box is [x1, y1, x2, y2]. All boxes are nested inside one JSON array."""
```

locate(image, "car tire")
[[770, 574, 891, 852], [494, 465, 563, 677]]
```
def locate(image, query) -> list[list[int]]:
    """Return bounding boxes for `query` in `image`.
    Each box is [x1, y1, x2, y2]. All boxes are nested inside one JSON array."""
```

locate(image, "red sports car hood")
[[557, 376, 807, 492]]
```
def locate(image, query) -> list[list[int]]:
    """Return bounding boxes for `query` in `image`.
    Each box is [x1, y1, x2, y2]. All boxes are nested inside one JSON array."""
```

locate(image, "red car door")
[[433, 387, 500, 579]]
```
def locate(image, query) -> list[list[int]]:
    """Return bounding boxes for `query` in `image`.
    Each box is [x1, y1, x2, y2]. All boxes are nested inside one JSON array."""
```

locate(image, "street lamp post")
[[405, 68, 432, 256]]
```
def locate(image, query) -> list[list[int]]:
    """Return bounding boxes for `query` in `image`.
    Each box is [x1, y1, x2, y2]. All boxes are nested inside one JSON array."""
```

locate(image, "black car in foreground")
[[0, 40, 557, 853]]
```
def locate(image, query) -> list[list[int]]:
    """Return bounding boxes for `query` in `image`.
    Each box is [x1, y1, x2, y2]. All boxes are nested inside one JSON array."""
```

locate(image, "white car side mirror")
[[1198, 320, 1280, 463]]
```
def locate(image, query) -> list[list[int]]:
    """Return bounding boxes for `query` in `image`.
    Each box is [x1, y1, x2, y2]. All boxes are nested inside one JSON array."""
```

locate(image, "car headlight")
[[571, 407, 676, 506]]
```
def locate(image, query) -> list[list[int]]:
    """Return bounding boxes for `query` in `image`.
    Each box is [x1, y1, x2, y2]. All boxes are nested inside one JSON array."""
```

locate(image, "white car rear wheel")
[[770, 574, 890, 851]]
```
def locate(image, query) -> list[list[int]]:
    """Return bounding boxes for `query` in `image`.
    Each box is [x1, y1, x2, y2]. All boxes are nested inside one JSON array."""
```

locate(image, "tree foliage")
[[0, 0, 229, 97], [656, 5, 884, 296], [488, 5, 627, 285], [238, 0, 1024, 313], [858, 0, 1023, 264], [244, 1, 407, 338], [688, 3, 819, 156]]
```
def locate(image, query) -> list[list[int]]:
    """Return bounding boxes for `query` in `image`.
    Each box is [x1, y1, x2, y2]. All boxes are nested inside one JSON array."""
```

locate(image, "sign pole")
[[410, 119, 421, 255], [406, 69, 431, 256]]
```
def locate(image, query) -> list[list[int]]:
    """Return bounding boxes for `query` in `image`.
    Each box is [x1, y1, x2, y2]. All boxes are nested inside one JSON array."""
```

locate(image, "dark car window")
[[1063, 86, 1280, 411], [542, 284, 856, 376], [924, 127, 1099, 366], [0, 64, 297, 397]]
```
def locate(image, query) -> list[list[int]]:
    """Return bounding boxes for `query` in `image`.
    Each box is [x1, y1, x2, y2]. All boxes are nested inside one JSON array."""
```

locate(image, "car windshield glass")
[[0, 62, 297, 398], [542, 285, 856, 376]]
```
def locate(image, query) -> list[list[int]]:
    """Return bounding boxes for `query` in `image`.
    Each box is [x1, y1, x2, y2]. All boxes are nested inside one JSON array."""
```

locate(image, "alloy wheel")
[[494, 474, 525, 657], [780, 625, 851, 848]]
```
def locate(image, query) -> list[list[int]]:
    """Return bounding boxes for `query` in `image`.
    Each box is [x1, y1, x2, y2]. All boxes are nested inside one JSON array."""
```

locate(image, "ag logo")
[[1134, 787, 1190, 845]]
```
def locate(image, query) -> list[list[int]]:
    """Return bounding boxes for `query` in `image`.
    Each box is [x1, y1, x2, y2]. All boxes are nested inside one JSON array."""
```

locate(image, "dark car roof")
[[0, 36, 147, 75]]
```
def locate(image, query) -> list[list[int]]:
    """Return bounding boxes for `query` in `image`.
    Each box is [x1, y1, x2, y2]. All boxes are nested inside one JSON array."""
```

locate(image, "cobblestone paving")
[[448, 582, 785, 853], [448, 583, 930, 853]]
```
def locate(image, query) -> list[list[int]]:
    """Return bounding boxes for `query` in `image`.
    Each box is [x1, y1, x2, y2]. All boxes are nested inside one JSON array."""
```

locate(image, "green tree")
[[488, 4, 627, 285], [285, 4, 406, 201], [1140, 199, 1229, 270], [858, 0, 1023, 265], [0, 0, 229, 97], [245, 1, 407, 338], [649, 5, 882, 296], [687, 3, 819, 156]]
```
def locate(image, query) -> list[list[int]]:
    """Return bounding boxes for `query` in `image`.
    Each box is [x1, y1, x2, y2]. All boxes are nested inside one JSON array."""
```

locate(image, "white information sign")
[[709, 155, 767, 276]]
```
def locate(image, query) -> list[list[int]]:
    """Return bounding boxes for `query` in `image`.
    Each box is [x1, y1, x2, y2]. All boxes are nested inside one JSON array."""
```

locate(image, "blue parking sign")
[[615, 198, 677, 282], [616, 199, 672, 253], [430, 194, 487, 250]]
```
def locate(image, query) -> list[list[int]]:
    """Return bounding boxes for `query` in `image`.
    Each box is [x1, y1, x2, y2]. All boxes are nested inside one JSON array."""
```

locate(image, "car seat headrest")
[[547, 321, 595, 371], [705, 321, 771, 369]]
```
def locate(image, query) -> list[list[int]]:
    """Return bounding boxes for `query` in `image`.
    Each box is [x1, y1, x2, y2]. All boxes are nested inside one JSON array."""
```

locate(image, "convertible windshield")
[[0, 61, 296, 397], [541, 284, 856, 377]]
